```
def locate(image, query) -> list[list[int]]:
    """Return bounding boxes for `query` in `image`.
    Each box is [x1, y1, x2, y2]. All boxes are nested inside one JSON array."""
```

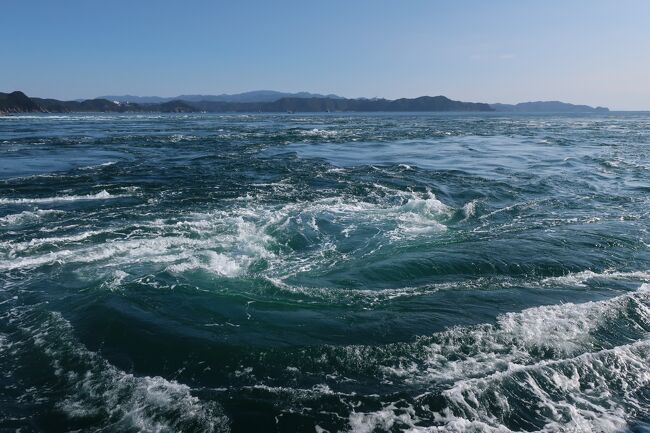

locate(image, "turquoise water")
[[1, 112, 650, 432]]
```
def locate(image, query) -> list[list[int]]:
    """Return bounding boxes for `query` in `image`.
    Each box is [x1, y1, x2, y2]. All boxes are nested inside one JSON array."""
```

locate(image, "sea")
[[1, 112, 650, 432]]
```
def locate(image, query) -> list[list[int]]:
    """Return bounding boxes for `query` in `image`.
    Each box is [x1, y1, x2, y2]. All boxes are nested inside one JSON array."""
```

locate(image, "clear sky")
[[2, 0, 649, 110]]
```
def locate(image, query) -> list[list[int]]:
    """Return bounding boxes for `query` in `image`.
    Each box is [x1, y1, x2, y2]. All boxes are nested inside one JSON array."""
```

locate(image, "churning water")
[[1, 112, 650, 432]]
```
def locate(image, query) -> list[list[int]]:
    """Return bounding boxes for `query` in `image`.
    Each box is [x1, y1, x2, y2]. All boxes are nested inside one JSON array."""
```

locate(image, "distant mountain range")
[[491, 101, 609, 113], [1, 91, 493, 113], [1, 90, 610, 114], [97, 90, 345, 104], [187, 96, 493, 112]]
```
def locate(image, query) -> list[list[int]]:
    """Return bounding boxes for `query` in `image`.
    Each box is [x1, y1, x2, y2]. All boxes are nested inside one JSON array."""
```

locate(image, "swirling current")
[[1, 112, 650, 432]]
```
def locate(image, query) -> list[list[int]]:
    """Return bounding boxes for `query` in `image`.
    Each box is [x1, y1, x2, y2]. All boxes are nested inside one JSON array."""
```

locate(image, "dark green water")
[[1, 112, 650, 432]]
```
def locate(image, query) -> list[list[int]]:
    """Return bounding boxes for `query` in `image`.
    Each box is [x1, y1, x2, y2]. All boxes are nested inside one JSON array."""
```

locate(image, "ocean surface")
[[1, 112, 650, 433]]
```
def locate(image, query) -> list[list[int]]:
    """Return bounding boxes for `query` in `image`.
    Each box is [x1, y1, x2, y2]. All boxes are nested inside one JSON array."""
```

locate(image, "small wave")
[[462, 200, 478, 220], [266, 277, 444, 305], [300, 128, 339, 138], [78, 161, 117, 170], [0, 190, 128, 204], [541, 269, 650, 286], [1, 229, 107, 253], [100, 269, 130, 291], [168, 250, 244, 277], [0, 209, 64, 226], [168, 134, 198, 143]]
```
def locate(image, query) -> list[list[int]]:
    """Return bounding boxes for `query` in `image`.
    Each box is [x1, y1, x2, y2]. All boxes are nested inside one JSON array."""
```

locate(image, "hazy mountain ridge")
[[491, 101, 609, 112], [1, 92, 493, 113], [98, 90, 344, 104], [1, 90, 610, 114], [187, 96, 493, 112]]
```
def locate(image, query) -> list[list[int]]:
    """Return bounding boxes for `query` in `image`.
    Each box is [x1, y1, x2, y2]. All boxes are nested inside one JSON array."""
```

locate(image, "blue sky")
[[2, 0, 649, 109]]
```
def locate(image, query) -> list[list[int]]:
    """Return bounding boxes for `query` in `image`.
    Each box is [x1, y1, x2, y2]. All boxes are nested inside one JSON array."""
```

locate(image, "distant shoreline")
[[1, 111, 631, 117], [1, 91, 609, 115]]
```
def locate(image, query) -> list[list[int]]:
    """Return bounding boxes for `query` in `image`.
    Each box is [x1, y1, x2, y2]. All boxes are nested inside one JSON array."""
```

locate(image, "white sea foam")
[[376, 283, 650, 384], [349, 403, 419, 433], [2, 229, 106, 253], [169, 134, 198, 142], [168, 251, 243, 277], [426, 340, 650, 433], [78, 161, 116, 170], [300, 128, 339, 138], [0, 190, 128, 204], [100, 269, 130, 291], [342, 284, 650, 432], [0, 215, 273, 277], [541, 269, 650, 286], [0, 209, 64, 226], [462, 200, 478, 220], [4, 184, 645, 310], [4, 308, 229, 432], [0, 188, 452, 286], [266, 277, 448, 305], [0, 114, 115, 121], [0, 236, 208, 271], [215, 284, 650, 433]]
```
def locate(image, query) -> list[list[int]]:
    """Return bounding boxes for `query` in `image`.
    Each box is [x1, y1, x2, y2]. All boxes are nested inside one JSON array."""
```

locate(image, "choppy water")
[[1, 112, 650, 432]]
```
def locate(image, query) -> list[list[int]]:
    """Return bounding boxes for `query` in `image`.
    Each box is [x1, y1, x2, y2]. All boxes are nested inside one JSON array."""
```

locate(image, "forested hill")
[[0, 92, 493, 113]]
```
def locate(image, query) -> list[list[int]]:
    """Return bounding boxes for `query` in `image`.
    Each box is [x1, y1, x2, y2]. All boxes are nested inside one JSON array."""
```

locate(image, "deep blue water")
[[1, 112, 650, 432]]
